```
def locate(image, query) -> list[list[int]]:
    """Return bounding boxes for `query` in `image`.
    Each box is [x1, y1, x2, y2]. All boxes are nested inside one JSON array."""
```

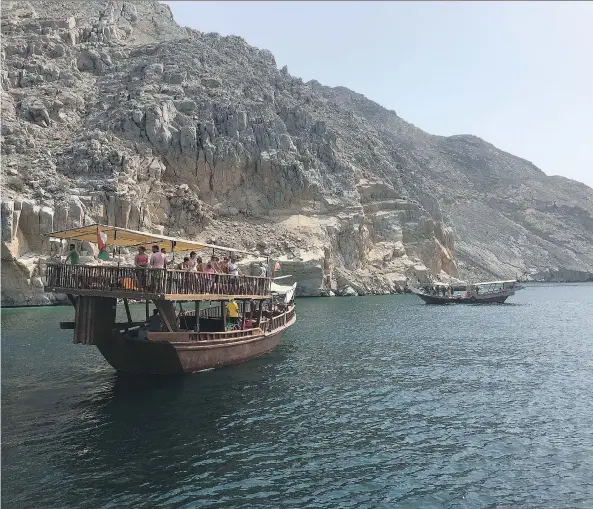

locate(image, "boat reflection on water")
[[53, 344, 294, 505]]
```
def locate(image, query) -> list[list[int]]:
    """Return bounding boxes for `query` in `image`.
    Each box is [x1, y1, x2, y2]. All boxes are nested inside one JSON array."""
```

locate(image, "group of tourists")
[[426, 284, 454, 298], [132, 245, 242, 277], [61, 242, 270, 295], [148, 298, 252, 334], [65, 242, 261, 277]]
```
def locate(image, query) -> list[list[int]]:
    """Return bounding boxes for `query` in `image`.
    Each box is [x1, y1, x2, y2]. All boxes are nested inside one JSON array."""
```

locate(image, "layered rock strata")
[[2, 0, 592, 306]]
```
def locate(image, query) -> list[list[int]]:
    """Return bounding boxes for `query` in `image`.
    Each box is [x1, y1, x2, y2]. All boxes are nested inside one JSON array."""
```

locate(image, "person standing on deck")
[[209, 256, 222, 292], [228, 257, 240, 293], [203, 261, 215, 292], [177, 256, 190, 270], [148, 309, 163, 332], [219, 256, 230, 274], [160, 248, 171, 269], [226, 299, 240, 330], [228, 258, 240, 277], [135, 246, 149, 268], [150, 245, 167, 293], [65, 244, 79, 265], [187, 251, 198, 271], [134, 246, 149, 291], [185, 252, 200, 293], [150, 245, 166, 269]]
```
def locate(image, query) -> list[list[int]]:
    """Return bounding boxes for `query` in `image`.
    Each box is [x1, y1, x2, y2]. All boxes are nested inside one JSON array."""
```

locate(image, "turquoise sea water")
[[2, 284, 593, 508]]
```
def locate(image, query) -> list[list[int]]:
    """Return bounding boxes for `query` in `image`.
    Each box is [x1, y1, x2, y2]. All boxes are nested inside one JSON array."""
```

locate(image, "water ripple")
[[2, 284, 593, 508]]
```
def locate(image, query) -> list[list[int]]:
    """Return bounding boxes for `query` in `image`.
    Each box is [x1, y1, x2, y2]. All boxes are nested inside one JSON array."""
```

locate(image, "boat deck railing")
[[265, 306, 296, 332], [145, 305, 296, 343], [193, 302, 296, 331], [45, 263, 272, 300]]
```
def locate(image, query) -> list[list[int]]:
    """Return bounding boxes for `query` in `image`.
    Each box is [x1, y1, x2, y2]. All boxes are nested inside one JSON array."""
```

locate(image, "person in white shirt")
[[228, 257, 239, 277], [150, 245, 166, 269], [228, 257, 240, 293], [148, 245, 168, 292]]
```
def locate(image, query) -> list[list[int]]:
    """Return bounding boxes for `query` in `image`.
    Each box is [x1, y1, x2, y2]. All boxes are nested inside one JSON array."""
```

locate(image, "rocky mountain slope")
[[2, 0, 593, 306]]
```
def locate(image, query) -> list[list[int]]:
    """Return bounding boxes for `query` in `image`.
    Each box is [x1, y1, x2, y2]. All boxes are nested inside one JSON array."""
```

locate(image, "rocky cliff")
[[2, 0, 593, 306]]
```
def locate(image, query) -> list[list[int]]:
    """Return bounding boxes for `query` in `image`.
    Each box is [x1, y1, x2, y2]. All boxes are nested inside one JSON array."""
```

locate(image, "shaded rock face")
[[2, 0, 593, 305]]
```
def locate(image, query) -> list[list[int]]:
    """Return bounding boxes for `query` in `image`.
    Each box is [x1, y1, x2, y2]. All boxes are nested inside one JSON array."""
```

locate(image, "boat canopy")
[[270, 281, 296, 293], [271, 282, 297, 304], [44, 223, 259, 256]]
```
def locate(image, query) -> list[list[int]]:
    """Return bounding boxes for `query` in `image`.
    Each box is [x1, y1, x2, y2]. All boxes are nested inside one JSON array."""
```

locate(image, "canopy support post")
[[178, 301, 188, 330], [145, 299, 150, 322], [221, 300, 227, 331], [123, 298, 132, 324], [256, 299, 264, 329], [114, 230, 120, 269]]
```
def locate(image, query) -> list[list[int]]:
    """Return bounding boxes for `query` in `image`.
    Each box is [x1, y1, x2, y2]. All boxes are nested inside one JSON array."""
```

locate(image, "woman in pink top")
[[204, 262, 215, 292], [135, 246, 149, 267], [134, 246, 149, 291]]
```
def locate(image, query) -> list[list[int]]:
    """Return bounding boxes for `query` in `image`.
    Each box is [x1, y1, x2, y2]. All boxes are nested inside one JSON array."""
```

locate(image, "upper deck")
[[43, 223, 274, 301], [45, 263, 272, 301]]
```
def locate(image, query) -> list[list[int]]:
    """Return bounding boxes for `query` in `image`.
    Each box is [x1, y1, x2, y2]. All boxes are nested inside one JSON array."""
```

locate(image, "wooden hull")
[[96, 316, 295, 375], [412, 290, 510, 305]]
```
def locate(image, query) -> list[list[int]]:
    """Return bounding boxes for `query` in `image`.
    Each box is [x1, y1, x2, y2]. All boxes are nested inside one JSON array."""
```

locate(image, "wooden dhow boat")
[[44, 224, 296, 375], [411, 280, 521, 305]]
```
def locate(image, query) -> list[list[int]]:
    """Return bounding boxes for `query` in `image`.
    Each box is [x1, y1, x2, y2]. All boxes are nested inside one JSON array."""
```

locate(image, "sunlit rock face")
[[2, 0, 593, 305]]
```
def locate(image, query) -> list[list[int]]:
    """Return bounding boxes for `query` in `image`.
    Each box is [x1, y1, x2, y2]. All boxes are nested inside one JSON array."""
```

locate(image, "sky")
[[164, 1, 593, 188]]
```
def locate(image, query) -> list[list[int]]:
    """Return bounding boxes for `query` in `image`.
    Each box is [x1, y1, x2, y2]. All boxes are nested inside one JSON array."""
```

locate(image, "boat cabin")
[[469, 280, 518, 295]]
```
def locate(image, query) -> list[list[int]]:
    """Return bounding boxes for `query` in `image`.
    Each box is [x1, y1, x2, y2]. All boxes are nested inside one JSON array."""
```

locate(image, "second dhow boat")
[[411, 280, 521, 304], [44, 224, 296, 375]]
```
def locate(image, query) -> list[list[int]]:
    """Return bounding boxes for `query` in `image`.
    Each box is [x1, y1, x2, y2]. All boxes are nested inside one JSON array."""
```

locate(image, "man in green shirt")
[[66, 244, 79, 265]]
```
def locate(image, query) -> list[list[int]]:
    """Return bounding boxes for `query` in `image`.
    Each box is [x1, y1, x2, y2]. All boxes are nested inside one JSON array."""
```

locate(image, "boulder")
[[341, 285, 358, 297]]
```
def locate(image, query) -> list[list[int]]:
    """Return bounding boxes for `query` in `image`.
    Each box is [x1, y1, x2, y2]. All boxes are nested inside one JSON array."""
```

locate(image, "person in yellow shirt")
[[226, 299, 239, 330]]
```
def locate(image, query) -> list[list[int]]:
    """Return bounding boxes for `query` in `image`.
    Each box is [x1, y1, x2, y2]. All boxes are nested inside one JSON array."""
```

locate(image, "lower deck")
[[60, 295, 296, 374], [62, 295, 295, 344]]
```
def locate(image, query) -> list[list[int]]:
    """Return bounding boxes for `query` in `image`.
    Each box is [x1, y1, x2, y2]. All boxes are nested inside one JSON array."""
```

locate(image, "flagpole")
[[115, 229, 120, 269]]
